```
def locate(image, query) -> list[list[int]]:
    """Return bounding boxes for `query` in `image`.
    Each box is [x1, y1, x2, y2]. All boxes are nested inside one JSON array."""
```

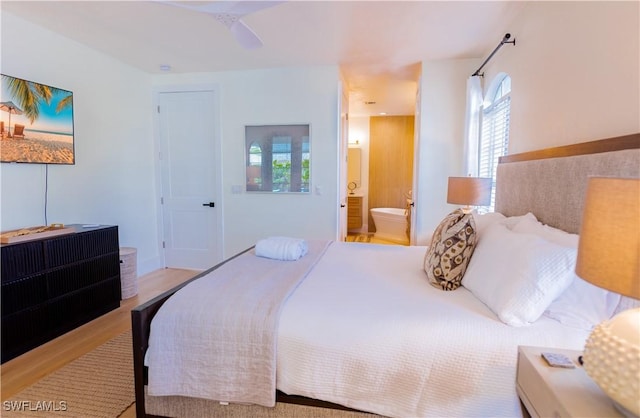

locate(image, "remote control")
[[541, 352, 576, 368]]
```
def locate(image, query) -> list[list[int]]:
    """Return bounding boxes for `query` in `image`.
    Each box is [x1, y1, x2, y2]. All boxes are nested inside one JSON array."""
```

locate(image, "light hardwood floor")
[[345, 233, 406, 246], [1, 267, 198, 417]]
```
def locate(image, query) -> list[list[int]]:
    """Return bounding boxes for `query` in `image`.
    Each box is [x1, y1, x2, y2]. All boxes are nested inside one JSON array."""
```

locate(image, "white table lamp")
[[576, 177, 640, 417]]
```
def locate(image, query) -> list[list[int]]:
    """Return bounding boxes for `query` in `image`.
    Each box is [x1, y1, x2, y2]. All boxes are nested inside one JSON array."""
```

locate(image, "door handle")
[[202, 202, 215, 207], [340, 204, 346, 208]]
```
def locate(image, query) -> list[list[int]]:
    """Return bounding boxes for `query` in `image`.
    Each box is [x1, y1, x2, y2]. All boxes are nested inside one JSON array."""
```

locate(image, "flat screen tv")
[[0, 74, 74, 165]]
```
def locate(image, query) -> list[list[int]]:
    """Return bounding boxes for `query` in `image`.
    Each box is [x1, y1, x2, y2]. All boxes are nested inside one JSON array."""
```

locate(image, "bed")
[[132, 133, 640, 418]]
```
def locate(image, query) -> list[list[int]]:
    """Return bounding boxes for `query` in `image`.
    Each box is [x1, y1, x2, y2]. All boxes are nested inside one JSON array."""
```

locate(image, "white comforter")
[[276, 242, 589, 417]]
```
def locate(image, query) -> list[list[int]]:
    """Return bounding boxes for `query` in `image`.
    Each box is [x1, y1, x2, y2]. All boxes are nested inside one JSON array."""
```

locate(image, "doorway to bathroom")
[[343, 63, 420, 245], [346, 115, 415, 246]]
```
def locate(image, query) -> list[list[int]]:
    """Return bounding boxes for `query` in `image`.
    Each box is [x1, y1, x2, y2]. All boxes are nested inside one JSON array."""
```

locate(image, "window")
[[247, 142, 263, 190], [478, 74, 511, 212], [245, 124, 310, 193]]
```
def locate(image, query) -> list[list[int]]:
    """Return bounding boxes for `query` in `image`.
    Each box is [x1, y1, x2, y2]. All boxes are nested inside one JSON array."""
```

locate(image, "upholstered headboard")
[[495, 133, 640, 234]]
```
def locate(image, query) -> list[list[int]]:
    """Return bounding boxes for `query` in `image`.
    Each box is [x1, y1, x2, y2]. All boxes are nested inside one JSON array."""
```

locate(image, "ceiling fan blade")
[[164, 1, 283, 17], [159, 1, 283, 49], [224, 1, 285, 17], [159, 1, 210, 13], [229, 19, 263, 49]]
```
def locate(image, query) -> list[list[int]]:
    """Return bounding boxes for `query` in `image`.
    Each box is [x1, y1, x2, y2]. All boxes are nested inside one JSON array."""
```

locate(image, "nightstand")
[[516, 346, 622, 417]]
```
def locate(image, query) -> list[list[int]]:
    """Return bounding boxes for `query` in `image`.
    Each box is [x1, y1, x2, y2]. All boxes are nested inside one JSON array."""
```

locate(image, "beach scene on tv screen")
[[0, 74, 74, 164]]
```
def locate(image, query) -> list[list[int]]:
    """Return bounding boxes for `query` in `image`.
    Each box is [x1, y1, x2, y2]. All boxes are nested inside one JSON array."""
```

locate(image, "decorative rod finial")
[[503, 33, 516, 46]]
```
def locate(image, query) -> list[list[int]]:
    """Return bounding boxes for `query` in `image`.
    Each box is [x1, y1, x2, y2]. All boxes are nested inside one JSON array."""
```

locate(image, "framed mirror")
[[246, 124, 310, 193], [347, 147, 361, 188]]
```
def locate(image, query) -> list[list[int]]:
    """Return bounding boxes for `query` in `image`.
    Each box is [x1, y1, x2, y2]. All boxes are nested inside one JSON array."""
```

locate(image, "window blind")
[[478, 94, 511, 211]]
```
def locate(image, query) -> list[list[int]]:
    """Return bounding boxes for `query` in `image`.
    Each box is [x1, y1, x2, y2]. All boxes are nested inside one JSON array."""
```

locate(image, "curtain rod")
[[471, 33, 516, 77]]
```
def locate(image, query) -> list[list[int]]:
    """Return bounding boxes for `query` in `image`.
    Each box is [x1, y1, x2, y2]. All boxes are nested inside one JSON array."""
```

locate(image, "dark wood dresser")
[[1, 225, 121, 363]]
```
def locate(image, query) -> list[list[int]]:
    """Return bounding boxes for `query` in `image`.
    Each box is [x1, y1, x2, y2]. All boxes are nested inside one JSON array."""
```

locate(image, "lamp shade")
[[575, 177, 640, 299], [447, 177, 492, 206]]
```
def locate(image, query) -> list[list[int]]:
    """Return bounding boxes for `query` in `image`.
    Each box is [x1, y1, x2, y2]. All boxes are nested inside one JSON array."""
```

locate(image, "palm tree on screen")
[[1, 74, 72, 124]]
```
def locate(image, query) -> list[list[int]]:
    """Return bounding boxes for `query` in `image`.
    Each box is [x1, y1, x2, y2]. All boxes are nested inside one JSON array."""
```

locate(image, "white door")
[[410, 77, 422, 245], [337, 81, 349, 241], [157, 88, 222, 269]]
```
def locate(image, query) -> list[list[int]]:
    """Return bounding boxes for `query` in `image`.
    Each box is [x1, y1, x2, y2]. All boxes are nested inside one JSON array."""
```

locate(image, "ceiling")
[[1, 1, 526, 117]]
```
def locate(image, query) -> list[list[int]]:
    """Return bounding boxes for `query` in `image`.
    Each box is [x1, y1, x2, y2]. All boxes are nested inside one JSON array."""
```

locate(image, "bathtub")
[[370, 207, 409, 244]]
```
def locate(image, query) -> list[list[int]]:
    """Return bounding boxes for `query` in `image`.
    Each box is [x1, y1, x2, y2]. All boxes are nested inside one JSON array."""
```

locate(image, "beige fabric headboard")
[[495, 134, 640, 234]]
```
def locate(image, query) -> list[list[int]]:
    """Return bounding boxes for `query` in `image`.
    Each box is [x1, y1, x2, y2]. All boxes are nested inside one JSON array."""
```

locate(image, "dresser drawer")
[[347, 206, 361, 216], [347, 196, 363, 230], [347, 196, 362, 208]]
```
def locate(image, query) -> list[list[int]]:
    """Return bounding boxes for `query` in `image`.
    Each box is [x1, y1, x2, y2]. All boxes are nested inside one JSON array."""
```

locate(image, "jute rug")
[[3, 330, 134, 418]]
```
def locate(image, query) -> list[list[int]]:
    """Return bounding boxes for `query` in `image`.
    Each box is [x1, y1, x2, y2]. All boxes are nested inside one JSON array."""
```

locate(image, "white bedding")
[[276, 242, 589, 417], [146, 241, 589, 418]]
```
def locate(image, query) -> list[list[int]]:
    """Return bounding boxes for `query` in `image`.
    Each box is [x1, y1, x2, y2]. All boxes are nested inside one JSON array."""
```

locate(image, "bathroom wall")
[[347, 116, 370, 232], [367, 115, 415, 232]]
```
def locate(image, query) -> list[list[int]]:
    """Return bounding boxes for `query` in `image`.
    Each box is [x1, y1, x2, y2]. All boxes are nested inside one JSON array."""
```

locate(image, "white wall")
[[415, 59, 481, 245], [414, 1, 638, 242], [151, 67, 340, 256], [347, 116, 370, 232], [483, 1, 639, 153], [0, 12, 161, 274]]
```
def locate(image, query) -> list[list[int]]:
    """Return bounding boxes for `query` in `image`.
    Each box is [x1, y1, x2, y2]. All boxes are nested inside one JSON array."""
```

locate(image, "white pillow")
[[462, 223, 576, 327], [613, 296, 640, 316], [467, 211, 537, 243], [499, 212, 538, 229], [472, 211, 506, 239], [544, 277, 621, 330], [510, 217, 622, 330], [511, 216, 578, 247]]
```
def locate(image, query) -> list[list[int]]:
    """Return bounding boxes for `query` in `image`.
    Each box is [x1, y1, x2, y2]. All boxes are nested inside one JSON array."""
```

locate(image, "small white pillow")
[[462, 223, 576, 327]]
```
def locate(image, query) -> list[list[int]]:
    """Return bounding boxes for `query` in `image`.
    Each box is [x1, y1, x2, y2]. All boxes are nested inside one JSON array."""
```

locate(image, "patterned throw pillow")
[[424, 209, 477, 290]]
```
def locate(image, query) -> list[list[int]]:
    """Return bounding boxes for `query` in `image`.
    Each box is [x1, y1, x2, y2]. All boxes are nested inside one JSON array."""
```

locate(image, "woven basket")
[[119, 247, 138, 299]]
